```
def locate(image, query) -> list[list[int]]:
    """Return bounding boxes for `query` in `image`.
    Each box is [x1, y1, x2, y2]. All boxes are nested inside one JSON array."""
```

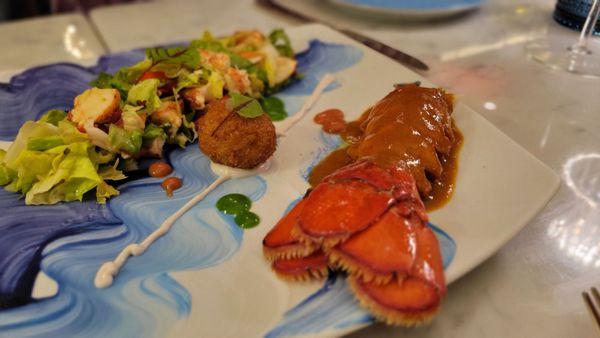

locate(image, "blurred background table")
[[1, 0, 600, 337]]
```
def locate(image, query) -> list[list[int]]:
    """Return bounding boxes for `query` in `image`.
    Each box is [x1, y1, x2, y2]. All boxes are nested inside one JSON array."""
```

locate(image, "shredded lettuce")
[[5, 150, 57, 195], [92, 59, 152, 97], [0, 150, 16, 186], [27, 136, 64, 151], [146, 46, 200, 70], [121, 105, 145, 132], [207, 72, 224, 99], [127, 79, 162, 112], [191, 38, 253, 69], [143, 123, 167, 144], [175, 71, 201, 94], [24, 142, 102, 205], [96, 181, 120, 204], [177, 112, 198, 147], [39, 109, 67, 126], [3, 121, 58, 166], [0, 120, 124, 204], [98, 160, 127, 181], [58, 121, 88, 143], [108, 124, 143, 155]]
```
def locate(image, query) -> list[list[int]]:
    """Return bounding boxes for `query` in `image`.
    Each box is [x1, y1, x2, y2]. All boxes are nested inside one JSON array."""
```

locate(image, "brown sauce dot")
[[161, 177, 182, 197], [149, 161, 173, 178]]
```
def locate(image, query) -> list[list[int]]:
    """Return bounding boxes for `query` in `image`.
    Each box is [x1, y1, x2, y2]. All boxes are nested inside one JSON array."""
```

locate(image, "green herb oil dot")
[[235, 211, 260, 229], [216, 193, 252, 215]]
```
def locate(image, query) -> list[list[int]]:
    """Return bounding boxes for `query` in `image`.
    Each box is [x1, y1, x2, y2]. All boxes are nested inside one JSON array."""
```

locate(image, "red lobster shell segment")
[[271, 251, 328, 282], [348, 276, 441, 326], [296, 180, 393, 248], [329, 208, 418, 284], [263, 199, 315, 261], [262, 160, 447, 326]]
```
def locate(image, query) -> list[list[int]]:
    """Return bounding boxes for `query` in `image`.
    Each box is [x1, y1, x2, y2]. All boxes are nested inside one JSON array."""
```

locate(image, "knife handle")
[[339, 29, 429, 71]]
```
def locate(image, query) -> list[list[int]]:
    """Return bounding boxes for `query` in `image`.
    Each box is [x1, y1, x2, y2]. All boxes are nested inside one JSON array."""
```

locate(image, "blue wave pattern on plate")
[[0, 64, 94, 139], [265, 221, 456, 338], [301, 132, 344, 181], [0, 39, 363, 337], [339, 0, 482, 10], [0, 51, 147, 140], [0, 144, 266, 337]]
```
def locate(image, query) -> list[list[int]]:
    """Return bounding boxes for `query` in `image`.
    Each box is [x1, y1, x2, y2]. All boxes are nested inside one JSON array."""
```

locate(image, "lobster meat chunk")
[[262, 160, 447, 326]]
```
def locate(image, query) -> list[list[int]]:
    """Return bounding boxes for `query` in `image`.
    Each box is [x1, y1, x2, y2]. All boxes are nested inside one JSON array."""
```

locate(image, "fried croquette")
[[196, 97, 276, 169]]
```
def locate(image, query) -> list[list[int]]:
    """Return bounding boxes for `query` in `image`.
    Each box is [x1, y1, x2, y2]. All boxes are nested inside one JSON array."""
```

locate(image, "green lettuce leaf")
[[269, 29, 294, 58], [260, 96, 287, 121], [230, 92, 264, 118], [175, 112, 198, 147], [25, 142, 101, 204], [146, 46, 200, 70], [121, 105, 145, 132], [39, 109, 67, 126], [98, 160, 126, 181], [4, 121, 58, 167], [127, 79, 162, 112], [1, 119, 126, 205], [91, 59, 152, 96], [0, 150, 16, 186], [58, 121, 88, 144], [88, 148, 115, 165], [191, 39, 253, 69], [143, 123, 167, 145], [108, 124, 143, 155], [96, 181, 120, 204], [5, 150, 56, 194], [27, 136, 64, 151], [175, 71, 201, 94], [207, 72, 224, 99]]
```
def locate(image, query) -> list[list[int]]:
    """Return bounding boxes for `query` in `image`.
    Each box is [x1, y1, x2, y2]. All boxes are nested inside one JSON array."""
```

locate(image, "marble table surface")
[[0, 13, 105, 80], [2, 0, 600, 337]]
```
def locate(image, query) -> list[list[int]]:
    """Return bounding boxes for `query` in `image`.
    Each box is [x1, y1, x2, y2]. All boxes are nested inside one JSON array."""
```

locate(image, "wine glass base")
[[526, 40, 600, 78]]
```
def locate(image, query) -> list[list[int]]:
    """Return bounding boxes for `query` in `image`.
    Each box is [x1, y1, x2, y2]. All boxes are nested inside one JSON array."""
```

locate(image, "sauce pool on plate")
[[313, 109, 347, 134], [309, 91, 463, 211]]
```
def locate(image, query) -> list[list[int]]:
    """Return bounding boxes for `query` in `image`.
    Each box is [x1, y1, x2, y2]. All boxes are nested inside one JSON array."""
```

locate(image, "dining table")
[[0, 0, 599, 337]]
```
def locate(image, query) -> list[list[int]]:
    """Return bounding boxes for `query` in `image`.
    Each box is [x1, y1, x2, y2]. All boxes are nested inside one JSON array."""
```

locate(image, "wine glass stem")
[[573, 0, 600, 52]]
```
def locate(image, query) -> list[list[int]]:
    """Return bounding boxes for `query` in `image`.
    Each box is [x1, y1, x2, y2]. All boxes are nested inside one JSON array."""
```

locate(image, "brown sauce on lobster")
[[308, 84, 463, 211]]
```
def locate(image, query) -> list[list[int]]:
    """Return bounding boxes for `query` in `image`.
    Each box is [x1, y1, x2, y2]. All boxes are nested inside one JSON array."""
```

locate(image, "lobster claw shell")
[[263, 199, 316, 261], [295, 180, 394, 249], [262, 160, 447, 326], [329, 208, 419, 285], [271, 251, 329, 282], [348, 275, 441, 326], [348, 220, 446, 326]]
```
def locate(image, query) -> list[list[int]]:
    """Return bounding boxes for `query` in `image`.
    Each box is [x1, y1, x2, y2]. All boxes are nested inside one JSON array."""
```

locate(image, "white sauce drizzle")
[[276, 73, 336, 136], [94, 74, 335, 288]]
